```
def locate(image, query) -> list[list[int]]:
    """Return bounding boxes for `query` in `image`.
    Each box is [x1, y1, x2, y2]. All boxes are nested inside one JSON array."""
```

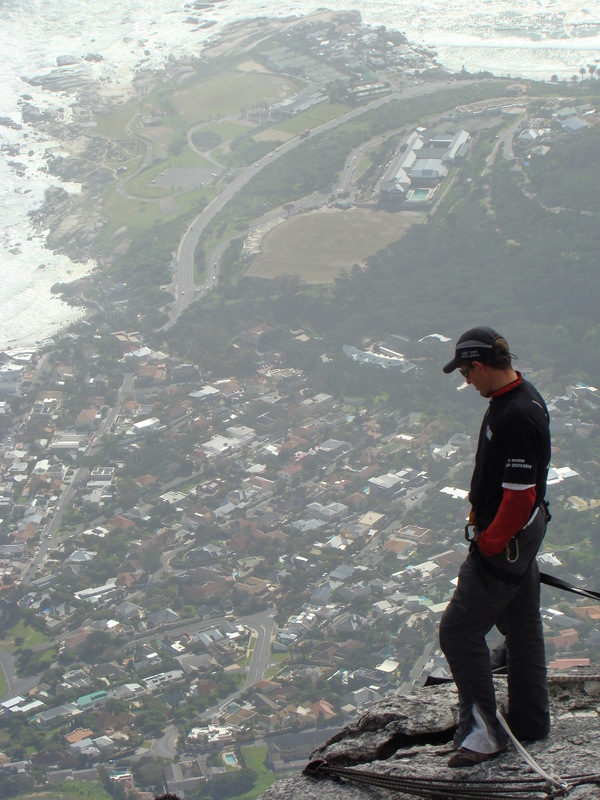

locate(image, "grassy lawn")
[[94, 102, 138, 138], [172, 71, 299, 123], [100, 194, 161, 236], [239, 745, 286, 799], [17, 782, 113, 800], [200, 119, 253, 140], [270, 651, 288, 664], [1, 620, 50, 653], [99, 182, 214, 241], [265, 656, 288, 679], [253, 129, 297, 143], [247, 207, 421, 283], [238, 634, 257, 667], [302, 101, 352, 123], [165, 148, 211, 170], [258, 101, 351, 140]]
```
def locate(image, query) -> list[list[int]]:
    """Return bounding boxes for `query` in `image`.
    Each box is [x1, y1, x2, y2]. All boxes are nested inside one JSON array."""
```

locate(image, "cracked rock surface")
[[260, 670, 600, 800]]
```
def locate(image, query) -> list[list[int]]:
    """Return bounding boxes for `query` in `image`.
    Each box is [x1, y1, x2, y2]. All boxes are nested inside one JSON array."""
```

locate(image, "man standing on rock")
[[439, 326, 551, 768]]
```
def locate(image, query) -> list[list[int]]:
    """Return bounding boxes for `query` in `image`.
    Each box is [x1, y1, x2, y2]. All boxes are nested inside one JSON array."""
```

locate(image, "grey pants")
[[439, 509, 550, 747]]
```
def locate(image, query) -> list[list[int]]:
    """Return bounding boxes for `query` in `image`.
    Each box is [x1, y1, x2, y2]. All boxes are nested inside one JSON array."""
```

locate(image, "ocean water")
[[0, 0, 599, 349]]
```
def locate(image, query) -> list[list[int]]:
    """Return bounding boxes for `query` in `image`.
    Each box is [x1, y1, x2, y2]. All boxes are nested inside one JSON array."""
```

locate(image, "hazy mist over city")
[[0, 2, 599, 798]]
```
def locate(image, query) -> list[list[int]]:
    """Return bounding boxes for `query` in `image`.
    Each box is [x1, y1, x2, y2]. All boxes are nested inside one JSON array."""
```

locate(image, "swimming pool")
[[409, 188, 431, 201]]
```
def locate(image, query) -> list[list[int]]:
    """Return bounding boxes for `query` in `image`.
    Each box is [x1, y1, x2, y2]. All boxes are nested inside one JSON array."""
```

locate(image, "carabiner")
[[464, 523, 478, 543], [505, 538, 519, 563]]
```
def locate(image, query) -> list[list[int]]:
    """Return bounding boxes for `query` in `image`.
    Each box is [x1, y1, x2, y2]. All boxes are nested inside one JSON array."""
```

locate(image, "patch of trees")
[[169, 132, 188, 157], [109, 214, 196, 288], [192, 130, 223, 150], [15, 645, 56, 677], [131, 756, 168, 791], [187, 767, 257, 800], [168, 92, 600, 406], [529, 125, 600, 211], [0, 772, 36, 798], [226, 133, 274, 168]]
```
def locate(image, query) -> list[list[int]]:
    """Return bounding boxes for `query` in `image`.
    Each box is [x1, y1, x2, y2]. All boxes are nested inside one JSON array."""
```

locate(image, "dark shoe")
[[448, 746, 507, 768]]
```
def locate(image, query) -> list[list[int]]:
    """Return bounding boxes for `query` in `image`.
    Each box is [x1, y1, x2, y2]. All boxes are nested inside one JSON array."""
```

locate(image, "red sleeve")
[[477, 486, 537, 557]]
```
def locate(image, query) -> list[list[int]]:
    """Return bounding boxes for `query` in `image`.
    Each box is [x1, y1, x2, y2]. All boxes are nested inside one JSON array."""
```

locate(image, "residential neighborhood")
[[0, 314, 598, 796], [0, 8, 599, 798]]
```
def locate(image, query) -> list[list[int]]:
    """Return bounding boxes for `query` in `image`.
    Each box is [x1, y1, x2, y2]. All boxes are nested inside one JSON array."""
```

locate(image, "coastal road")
[[164, 79, 474, 328], [482, 116, 522, 176]]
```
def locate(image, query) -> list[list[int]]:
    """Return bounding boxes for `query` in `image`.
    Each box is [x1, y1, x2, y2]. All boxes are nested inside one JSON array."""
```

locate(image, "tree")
[[208, 768, 257, 800], [78, 630, 112, 662], [131, 757, 167, 791], [135, 697, 170, 737]]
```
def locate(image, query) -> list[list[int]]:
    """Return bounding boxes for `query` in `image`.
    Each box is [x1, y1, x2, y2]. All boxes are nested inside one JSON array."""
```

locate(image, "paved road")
[[164, 79, 468, 327], [0, 647, 40, 700], [400, 639, 438, 694], [21, 372, 137, 587], [147, 608, 277, 759]]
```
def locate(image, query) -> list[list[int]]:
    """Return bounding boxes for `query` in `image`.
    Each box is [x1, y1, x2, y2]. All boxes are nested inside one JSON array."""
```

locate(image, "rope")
[[497, 713, 569, 798], [540, 571, 600, 602], [301, 569, 600, 799], [303, 759, 555, 799]]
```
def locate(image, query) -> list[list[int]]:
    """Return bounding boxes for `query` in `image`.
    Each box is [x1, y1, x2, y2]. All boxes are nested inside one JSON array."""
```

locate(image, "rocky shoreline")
[[13, 11, 369, 298], [17, 14, 314, 265]]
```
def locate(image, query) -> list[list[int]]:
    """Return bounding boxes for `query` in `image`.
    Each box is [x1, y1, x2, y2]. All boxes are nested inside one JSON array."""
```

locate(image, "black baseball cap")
[[443, 326, 503, 374]]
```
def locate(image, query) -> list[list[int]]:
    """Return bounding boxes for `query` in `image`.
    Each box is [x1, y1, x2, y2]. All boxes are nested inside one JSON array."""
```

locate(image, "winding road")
[[160, 79, 476, 327], [147, 608, 277, 759]]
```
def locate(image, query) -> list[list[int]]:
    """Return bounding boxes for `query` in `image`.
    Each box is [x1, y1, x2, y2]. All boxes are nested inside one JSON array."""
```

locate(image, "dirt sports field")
[[247, 207, 420, 283]]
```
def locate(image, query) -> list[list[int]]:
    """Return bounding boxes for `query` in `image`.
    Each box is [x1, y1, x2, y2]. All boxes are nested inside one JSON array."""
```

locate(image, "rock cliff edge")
[[260, 669, 600, 799]]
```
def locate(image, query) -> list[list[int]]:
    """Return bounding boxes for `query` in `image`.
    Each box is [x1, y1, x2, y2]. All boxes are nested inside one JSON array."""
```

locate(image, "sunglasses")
[[459, 364, 473, 379]]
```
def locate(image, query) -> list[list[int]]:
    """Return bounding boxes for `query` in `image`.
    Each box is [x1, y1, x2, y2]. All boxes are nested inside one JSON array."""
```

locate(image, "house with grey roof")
[[147, 608, 180, 626], [562, 116, 590, 133]]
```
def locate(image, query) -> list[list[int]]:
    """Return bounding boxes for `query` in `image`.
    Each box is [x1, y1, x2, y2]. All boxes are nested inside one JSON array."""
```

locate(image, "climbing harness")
[[303, 510, 600, 799]]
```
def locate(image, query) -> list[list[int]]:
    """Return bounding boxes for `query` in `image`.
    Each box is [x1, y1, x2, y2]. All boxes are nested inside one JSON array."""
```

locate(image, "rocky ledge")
[[260, 669, 600, 800]]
